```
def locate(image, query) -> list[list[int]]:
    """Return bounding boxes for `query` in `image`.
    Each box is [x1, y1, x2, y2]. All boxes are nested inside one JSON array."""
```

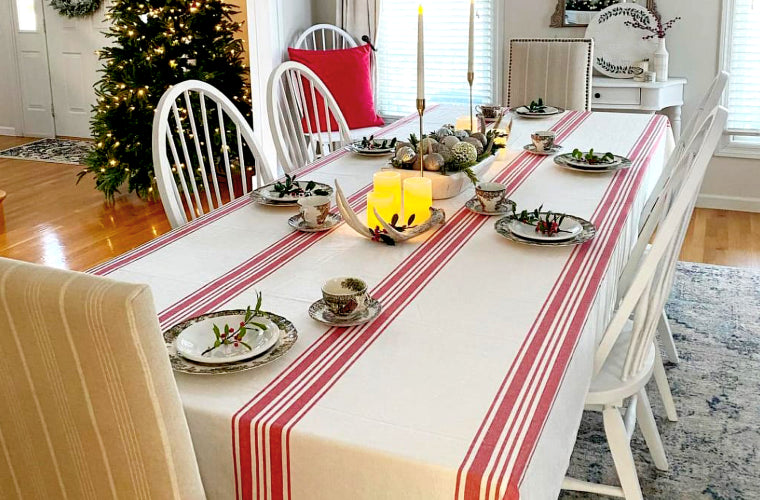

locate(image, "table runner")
[[96, 106, 672, 499]]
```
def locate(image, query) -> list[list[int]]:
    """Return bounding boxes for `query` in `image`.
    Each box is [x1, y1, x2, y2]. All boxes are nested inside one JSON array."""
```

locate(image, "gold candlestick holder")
[[416, 98, 426, 176], [467, 71, 474, 131]]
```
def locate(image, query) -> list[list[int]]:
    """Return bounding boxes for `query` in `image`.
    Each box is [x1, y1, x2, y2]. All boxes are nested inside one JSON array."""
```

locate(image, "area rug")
[[0, 138, 93, 165], [560, 262, 760, 499]]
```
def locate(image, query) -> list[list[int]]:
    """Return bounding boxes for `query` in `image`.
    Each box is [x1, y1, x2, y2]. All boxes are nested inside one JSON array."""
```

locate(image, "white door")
[[42, 2, 108, 137], [10, 0, 55, 137]]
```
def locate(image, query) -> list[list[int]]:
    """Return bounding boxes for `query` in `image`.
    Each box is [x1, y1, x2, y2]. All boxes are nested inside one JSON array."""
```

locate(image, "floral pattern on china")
[[585, 3, 659, 78]]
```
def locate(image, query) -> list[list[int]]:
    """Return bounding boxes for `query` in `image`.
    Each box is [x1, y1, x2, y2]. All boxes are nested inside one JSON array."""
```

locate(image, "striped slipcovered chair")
[[0, 257, 205, 499], [507, 38, 594, 111]]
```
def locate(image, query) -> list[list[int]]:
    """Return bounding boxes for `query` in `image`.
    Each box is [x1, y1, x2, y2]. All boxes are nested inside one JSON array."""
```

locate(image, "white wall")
[[0, 0, 23, 136], [503, 0, 759, 211]]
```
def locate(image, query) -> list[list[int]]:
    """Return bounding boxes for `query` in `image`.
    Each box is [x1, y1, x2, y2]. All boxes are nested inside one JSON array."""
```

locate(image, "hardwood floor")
[[1, 135, 758, 271]]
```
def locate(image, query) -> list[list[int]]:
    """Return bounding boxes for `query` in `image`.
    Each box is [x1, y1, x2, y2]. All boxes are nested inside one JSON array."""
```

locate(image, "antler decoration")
[[335, 180, 445, 244]]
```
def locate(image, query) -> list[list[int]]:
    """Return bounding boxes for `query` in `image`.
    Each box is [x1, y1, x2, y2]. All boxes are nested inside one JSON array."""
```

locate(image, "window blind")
[[375, 0, 495, 118], [725, 0, 760, 142]]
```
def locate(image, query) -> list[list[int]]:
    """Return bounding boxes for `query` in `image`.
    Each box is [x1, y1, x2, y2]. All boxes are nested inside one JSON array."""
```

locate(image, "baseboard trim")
[[697, 194, 760, 213], [0, 127, 19, 136]]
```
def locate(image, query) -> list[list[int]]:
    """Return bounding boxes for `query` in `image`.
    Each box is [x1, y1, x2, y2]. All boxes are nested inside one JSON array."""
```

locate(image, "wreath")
[[49, 0, 101, 17]]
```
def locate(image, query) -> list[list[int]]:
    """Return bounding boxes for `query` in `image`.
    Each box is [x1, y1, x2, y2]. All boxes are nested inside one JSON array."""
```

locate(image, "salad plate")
[[251, 180, 333, 206], [174, 314, 279, 364], [514, 104, 563, 117], [347, 137, 397, 156], [508, 217, 583, 242], [554, 152, 632, 173], [163, 310, 298, 375], [494, 215, 596, 247]]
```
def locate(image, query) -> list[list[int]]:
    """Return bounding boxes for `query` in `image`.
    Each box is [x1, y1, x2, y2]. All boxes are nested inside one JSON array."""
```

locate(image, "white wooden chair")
[[563, 106, 728, 500], [152, 80, 274, 229], [619, 71, 730, 368], [293, 24, 357, 51], [507, 38, 594, 111], [267, 61, 352, 174]]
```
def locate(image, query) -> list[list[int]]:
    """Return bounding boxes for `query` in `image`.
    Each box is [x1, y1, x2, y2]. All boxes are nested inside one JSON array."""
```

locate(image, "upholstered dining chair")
[[0, 257, 206, 499], [153, 80, 275, 229], [507, 38, 594, 111], [563, 105, 728, 500], [267, 61, 353, 174], [293, 23, 357, 50]]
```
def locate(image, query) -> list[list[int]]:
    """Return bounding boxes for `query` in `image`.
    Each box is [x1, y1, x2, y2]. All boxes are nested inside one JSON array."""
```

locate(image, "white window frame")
[[716, 0, 760, 160], [375, 0, 504, 121]]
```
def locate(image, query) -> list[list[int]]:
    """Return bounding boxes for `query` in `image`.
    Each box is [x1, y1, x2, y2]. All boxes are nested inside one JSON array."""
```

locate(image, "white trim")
[[717, 0, 760, 157], [0, 127, 19, 136], [697, 193, 760, 213]]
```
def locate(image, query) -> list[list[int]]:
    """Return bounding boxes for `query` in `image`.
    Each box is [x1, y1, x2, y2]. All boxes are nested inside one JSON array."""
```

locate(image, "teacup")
[[531, 130, 556, 152], [476, 104, 506, 120], [475, 182, 507, 212], [321, 277, 368, 317], [298, 195, 331, 228]]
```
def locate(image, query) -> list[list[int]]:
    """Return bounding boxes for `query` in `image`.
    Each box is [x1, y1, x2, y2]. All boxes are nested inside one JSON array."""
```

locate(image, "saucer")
[[288, 213, 341, 232], [465, 197, 516, 216], [523, 144, 563, 156], [308, 297, 382, 327]]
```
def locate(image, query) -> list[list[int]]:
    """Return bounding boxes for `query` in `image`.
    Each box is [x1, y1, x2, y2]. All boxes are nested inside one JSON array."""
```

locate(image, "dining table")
[[90, 104, 674, 500]]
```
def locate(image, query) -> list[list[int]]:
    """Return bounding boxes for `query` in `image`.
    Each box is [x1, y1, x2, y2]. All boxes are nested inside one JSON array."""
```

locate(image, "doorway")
[[3, 0, 107, 138]]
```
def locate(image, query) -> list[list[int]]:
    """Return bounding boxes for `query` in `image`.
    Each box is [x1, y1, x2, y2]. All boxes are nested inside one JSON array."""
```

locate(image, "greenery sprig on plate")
[[272, 174, 330, 198], [527, 98, 548, 113], [571, 148, 615, 164], [359, 136, 397, 150], [514, 205, 570, 237], [203, 292, 267, 356]]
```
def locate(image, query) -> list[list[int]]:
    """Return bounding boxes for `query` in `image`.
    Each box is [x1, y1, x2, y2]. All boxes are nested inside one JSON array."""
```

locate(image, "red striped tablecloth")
[[95, 105, 673, 499]]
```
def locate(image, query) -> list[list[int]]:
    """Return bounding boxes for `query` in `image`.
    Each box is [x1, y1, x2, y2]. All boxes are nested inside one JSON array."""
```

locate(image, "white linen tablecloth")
[[92, 105, 673, 500]]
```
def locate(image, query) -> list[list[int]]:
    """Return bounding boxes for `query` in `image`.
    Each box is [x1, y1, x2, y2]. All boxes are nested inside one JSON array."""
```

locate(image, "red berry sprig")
[[202, 291, 267, 356]]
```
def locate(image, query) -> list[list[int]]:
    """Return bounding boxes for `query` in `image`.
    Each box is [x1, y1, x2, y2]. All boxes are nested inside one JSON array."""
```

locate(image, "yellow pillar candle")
[[373, 171, 402, 208], [455, 115, 477, 132], [402, 177, 432, 225], [367, 191, 395, 230]]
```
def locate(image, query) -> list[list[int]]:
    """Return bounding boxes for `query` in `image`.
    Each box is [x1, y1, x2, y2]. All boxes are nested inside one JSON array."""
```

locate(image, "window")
[[720, 0, 760, 156], [16, 0, 38, 31], [376, 0, 496, 118]]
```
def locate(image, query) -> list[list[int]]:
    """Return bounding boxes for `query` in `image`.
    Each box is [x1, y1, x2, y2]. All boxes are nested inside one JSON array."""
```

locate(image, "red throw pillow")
[[288, 44, 384, 131]]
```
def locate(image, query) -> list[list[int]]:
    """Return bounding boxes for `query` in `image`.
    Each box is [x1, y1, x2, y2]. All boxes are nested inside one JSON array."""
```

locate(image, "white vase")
[[654, 37, 669, 83]]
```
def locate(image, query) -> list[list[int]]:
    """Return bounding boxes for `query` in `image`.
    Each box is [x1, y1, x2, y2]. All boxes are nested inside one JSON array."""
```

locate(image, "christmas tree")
[[79, 0, 251, 201]]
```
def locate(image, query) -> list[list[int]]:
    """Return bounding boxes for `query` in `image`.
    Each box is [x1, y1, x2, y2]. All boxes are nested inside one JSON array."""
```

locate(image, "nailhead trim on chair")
[[507, 38, 594, 111]]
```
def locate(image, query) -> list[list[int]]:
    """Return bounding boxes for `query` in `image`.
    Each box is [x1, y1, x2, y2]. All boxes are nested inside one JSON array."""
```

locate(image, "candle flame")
[[418, 4, 423, 14]]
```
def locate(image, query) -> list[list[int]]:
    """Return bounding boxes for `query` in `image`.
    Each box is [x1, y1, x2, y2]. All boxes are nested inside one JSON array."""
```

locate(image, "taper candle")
[[468, 0, 475, 74], [403, 177, 432, 225], [367, 192, 395, 230], [417, 4, 425, 100]]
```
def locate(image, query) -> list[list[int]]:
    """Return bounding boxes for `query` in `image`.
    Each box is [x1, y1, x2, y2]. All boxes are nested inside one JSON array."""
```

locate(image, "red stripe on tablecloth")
[[87, 109, 428, 277], [157, 185, 371, 328], [230, 110, 590, 500], [471, 116, 665, 500], [453, 115, 667, 500], [491, 118, 665, 500], [507, 118, 667, 493]]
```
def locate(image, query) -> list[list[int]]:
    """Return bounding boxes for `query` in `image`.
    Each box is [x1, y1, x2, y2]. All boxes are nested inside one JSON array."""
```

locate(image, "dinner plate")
[[250, 181, 333, 206], [585, 4, 659, 78], [494, 215, 597, 247], [347, 139, 396, 156], [174, 314, 279, 364], [554, 153, 632, 173], [508, 216, 583, 242], [164, 310, 298, 375], [564, 155, 624, 169], [514, 105, 563, 117]]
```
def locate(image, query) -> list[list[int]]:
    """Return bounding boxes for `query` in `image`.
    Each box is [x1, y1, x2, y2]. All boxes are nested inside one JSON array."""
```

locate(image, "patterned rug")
[[561, 262, 760, 499], [0, 138, 93, 165]]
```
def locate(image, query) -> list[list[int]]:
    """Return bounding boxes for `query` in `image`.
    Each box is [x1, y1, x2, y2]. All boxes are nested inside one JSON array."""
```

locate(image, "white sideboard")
[[591, 76, 687, 137]]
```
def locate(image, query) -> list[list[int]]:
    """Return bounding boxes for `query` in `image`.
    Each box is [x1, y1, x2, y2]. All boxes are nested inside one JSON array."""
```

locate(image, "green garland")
[[49, 0, 101, 17]]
